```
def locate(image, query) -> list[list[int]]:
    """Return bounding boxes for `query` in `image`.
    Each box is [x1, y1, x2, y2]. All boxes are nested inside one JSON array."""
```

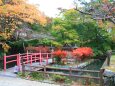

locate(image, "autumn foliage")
[[0, 0, 47, 52], [53, 50, 67, 58], [0, 0, 47, 40], [0, 0, 46, 24], [25, 46, 50, 53], [72, 47, 93, 60]]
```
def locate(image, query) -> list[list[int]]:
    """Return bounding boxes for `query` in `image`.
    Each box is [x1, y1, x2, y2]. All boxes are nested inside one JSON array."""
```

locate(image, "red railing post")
[[30, 55, 32, 65], [19, 53, 21, 66], [26, 51, 29, 64], [40, 51, 42, 65], [37, 53, 40, 65], [4, 53, 6, 72], [17, 54, 19, 66], [35, 53, 36, 62], [17, 53, 21, 71]]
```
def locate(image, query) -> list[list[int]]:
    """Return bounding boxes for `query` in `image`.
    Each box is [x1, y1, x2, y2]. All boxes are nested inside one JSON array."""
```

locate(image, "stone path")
[[0, 65, 60, 86], [0, 76, 60, 86], [0, 59, 61, 86]]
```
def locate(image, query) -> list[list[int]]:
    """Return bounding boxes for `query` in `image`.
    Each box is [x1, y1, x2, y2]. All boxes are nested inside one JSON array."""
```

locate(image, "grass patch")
[[111, 55, 115, 61], [18, 71, 99, 86]]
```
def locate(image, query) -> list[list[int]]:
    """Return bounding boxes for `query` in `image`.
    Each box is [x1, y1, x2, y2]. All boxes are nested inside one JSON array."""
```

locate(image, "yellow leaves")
[[106, 22, 115, 28], [102, 0, 108, 3], [0, 7, 2, 13], [0, 0, 47, 25], [0, 33, 10, 39], [0, 0, 3, 5], [97, 19, 103, 28], [52, 25, 63, 30], [97, 19, 115, 29], [2, 43, 10, 52], [0, 28, 15, 40]]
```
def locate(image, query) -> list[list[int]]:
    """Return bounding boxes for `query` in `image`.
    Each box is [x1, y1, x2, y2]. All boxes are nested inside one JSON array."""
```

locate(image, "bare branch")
[[74, 8, 92, 15], [109, 18, 115, 24], [75, 7, 115, 24]]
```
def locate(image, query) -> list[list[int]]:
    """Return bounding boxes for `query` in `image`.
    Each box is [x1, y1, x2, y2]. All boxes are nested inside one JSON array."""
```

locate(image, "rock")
[[103, 69, 115, 77], [103, 69, 115, 85]]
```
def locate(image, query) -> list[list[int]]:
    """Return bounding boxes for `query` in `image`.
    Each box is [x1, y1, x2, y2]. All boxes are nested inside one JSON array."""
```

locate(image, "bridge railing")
[[4, 52, 52, 71]]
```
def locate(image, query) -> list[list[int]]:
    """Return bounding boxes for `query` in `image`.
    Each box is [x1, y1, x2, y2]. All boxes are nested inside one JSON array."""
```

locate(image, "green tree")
[[51, 9, 79, 47], [75, 22, 111, 57], [74, 0, 115, 49]]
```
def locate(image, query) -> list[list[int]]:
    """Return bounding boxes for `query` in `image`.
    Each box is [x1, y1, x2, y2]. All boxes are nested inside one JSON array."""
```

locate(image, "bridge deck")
[[0, 59, 52, 77]]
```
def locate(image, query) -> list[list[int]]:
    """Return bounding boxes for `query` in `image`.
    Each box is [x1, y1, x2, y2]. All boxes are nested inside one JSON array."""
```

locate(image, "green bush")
[[51, 74, 72, 84], [30, 72, 44, 80], [18, 72, 30, 78], [52, 74, 66, 82]]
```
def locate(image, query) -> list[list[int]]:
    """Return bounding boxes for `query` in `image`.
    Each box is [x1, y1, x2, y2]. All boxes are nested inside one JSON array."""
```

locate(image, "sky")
[[28, 0, 75, 17], [28, 0, 90, 17]]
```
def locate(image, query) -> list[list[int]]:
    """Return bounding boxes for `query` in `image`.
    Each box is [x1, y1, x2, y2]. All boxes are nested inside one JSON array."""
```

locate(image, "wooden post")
[[4, 54, 6, 72], [100, 68, 105, 86], [69, 66, 72, 78], [107, 56, 110, 66], [86, 78, 89, 86], [44, 65, 46, 77], [107, 50, 112, 66], [51, 49, 54, 63], [21, 57, 25, 76]]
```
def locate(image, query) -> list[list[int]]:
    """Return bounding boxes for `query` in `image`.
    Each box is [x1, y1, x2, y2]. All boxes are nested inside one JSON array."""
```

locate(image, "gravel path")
[[0, 76, 60, 86]]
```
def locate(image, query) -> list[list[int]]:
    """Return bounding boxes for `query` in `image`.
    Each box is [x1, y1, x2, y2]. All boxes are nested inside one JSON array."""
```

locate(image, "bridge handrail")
[[5, 54, 18, 58], [4, 52, 52, 71]]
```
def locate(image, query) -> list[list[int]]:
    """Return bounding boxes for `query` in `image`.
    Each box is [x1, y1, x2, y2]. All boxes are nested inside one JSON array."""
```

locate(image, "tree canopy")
[[74, 0, 115, 43], [51, 9, 79, 47], [0, 0, 47, 40], [0, 0, 47, 53], [75, 0, 115, 24], [0, 0, 46, 24]]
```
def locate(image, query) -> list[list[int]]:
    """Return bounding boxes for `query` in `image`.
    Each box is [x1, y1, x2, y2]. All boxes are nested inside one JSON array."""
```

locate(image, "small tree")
[[72, 47, 93, 60], [53, 49, 67, 64]]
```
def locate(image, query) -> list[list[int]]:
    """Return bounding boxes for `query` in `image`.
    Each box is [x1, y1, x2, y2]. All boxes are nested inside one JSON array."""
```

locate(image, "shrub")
[[53, 50, 67, 58], [30, 72, 44, 80], [18, 72, 30, 78], [52, 74, 66, 82], [72, 47, 93, 60], [53, 49, 67, 64]]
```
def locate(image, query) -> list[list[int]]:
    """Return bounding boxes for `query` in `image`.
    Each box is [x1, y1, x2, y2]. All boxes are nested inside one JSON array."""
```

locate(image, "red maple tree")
[[72, 47, 93, 60], [53, 50, 67, 58]]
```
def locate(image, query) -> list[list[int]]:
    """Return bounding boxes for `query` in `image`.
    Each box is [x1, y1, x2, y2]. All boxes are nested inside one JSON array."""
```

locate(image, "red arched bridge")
[[4, 52, 52, 71]]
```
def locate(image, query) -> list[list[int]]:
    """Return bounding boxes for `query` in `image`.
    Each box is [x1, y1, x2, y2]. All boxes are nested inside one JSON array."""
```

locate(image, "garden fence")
[[21, 58, 104, 86]]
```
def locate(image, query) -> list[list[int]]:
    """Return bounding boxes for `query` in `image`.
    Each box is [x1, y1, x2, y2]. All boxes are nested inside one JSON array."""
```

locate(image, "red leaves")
[[53, 50, 67, 58], [72, 47, 93, 60], [26, 46, 50, 53]]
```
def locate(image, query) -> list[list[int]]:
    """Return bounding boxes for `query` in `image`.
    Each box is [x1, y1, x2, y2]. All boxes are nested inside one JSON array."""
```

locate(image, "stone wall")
[[103, 69, 115, 86]]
